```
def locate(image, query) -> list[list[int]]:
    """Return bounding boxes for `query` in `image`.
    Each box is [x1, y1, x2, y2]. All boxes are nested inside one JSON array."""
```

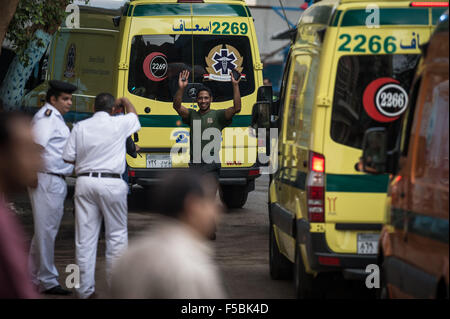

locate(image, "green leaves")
[[5, 0, 89, 66]]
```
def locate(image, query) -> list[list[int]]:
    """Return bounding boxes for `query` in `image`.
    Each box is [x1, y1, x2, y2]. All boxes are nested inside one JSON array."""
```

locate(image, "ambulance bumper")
[[129, 166, 260, 188]]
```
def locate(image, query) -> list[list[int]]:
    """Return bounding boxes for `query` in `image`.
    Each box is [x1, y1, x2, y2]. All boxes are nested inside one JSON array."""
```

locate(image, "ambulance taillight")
[[307, 152, 325, 223]]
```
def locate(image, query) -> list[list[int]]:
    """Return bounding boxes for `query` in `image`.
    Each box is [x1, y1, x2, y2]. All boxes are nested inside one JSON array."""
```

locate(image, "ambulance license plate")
[[146, 154, 172, 168], [357, 233, 379, 254]]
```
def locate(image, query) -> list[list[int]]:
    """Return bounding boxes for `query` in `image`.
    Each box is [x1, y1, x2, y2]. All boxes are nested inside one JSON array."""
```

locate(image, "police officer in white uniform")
[[62, 93, 140, 299], [28, 80, 76, 295]]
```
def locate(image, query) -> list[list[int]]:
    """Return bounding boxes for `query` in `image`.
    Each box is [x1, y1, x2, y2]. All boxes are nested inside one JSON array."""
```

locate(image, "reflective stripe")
[[63, 111, 252, 128], [326, 174, 389, 193]]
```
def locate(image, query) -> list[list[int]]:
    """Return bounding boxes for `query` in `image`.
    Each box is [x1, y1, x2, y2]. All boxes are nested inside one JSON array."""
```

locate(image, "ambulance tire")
[[221, 185, 248, 209], [294, 245, 318, 299], [269, 221, 292, 280]]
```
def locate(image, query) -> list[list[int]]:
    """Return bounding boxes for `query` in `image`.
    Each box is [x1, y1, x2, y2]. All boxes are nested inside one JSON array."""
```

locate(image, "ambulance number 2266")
[[338, 34, 397, 54]]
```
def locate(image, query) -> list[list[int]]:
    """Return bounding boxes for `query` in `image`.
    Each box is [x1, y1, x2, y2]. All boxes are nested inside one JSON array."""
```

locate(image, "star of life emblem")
[[204, 44, 246, 82]]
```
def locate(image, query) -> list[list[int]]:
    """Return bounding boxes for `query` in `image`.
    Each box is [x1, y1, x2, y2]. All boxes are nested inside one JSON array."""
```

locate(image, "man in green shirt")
[[173, 69, 242, 178], [173, 70, 241, 240]]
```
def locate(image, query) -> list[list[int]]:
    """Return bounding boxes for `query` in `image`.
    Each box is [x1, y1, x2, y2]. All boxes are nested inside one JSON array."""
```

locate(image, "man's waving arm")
[[173, 70, 190, 122], [224, 72, 242, 121]]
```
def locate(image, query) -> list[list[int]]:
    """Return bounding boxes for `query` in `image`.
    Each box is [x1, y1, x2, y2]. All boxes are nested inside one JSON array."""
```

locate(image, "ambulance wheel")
[[221, 185, 248, 209], [294, 245, 317, 299], [269, 221, 292, 280]]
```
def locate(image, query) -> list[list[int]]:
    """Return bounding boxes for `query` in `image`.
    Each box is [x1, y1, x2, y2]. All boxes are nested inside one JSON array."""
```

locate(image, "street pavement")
[[12, 174, 375, 299]]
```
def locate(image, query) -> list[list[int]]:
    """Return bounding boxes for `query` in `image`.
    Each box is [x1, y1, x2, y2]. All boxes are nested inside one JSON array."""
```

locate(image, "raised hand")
[[178, 70, 190, 89]]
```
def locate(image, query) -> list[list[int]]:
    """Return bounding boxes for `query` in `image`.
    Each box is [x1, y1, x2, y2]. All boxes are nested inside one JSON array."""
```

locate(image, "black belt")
[[42, 172, 65, 179], [78, 172, 121, 179]]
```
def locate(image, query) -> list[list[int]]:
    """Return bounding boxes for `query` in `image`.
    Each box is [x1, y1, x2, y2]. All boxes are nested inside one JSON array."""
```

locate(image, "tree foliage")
[[0, 0, 19, 55], [5, 0, 88, 66]]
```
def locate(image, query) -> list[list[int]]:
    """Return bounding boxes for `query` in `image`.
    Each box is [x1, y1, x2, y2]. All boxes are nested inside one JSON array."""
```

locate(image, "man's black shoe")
[[43, 285, 72, 295]]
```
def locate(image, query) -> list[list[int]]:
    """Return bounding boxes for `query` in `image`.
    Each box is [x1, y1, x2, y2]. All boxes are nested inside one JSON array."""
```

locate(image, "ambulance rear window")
[[128, 34, 255, 103], [330, 54, 420, 150]]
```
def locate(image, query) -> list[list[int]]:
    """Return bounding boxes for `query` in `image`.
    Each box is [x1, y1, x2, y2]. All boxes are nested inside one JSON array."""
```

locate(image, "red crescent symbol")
[[143, 52, 168, 82], [363, 77, 400, 123]]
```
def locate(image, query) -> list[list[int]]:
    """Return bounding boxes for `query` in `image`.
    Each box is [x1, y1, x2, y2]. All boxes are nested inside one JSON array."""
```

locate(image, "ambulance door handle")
[[303, 161, 307, 168]]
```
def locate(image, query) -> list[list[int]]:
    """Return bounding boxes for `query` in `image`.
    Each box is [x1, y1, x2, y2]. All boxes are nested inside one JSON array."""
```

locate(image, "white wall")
[[246, 0, 306, 63]]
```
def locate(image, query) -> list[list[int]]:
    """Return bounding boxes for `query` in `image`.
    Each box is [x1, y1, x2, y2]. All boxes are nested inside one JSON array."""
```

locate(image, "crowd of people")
[[0, 71, 243, 299]]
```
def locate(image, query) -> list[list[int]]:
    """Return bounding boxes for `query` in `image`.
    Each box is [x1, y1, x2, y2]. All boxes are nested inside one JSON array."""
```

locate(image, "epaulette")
[[45, 109, 52, 117]]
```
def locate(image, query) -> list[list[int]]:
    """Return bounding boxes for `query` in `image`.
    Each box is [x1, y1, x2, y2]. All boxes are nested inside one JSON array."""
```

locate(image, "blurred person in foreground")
[[110, 170, 226, 299], [0, 99, 19, 215], [0, 112, 41, 298]]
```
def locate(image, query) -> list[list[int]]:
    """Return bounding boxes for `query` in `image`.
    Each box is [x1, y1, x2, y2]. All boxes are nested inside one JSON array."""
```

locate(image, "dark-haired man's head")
[[94, 93, 116, 114], [46, 80, 76, 115], [46, 89, 73, 116], [0, 112, 42, 196], [155, 171, 221, 238], [196, 86, 213, 113]]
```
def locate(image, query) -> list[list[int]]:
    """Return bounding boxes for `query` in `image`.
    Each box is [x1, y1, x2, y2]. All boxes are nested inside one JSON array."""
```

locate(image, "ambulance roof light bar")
[[410, 2, 449, 7]]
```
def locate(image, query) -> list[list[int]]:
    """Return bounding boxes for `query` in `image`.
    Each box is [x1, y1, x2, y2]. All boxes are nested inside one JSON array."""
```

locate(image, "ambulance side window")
[[286, 57, 308, 142], [278, 55, 291, 132], [289, 54, 319, 147], [277, 54, 291, 131], [299, 53, 319, 147]]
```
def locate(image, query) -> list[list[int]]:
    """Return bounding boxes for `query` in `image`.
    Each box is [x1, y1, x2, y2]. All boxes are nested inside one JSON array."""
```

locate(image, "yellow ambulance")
[[266, 0, 448, 298], [22, 0, 265, 208]]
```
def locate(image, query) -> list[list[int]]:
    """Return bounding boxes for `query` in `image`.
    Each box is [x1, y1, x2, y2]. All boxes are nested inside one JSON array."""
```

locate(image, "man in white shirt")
[[28, 80, 76, 295], [62, 93, 140, 299]]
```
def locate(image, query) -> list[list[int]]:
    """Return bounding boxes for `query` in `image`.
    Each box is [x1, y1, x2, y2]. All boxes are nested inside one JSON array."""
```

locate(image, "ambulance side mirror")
[[257, 85, 273, 103], [251, 102, 271, 129], [252, 86, 275, 129], [362, 127, 388, 174]]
